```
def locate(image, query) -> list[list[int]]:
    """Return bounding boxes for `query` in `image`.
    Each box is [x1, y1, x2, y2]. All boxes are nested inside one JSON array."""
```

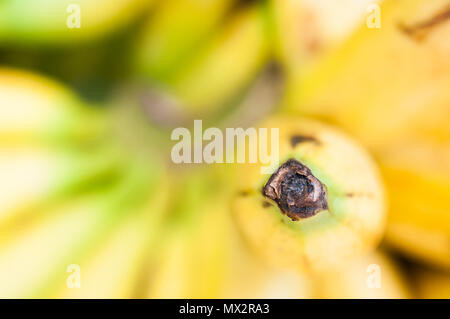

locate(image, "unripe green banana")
[[232, 115, 386, 272], [284, 0, 450, 151], [134, 0, 236, 81], [0, 0, 153, 46]]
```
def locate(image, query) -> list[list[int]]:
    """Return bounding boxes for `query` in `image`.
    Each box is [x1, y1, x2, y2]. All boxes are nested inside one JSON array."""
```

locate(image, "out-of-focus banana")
[[284, 0, 450, 151], [220, 214, 314, 299], [415, 268, 450, 299], [0, 160, 164, 298], [314, 251, 411, 299], [52, 176, 168, 298], [146, 170, 229, 298], [381, 140, 450, 269], [0, 0, 153, 46], [134, 0, 236, 81], [146, 3, 270, 118], [0, 68, 107, 144], [232, 115, 386, 272], [0, 145, 123, 227]]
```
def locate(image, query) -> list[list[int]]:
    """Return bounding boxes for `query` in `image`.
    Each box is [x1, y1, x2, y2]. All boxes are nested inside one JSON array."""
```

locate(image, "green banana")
[[0, 0, 153, 46], [232, 115, 386, 273], [134, 0, 236, 82]]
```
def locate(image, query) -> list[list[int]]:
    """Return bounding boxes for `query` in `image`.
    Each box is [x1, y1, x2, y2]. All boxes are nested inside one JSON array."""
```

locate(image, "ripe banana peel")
[[232, 115, 386, 272], [381, 140, 450, 269], [0, 0, 153, 46], [0, 68, 108, 144], [314, 251, 411, 299], [285, 0, 450, 151], [169, 4, 270, 115], [134, 0, 236, 81]]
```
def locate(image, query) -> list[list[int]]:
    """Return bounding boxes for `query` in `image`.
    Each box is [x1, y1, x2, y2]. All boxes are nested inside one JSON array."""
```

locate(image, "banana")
[[0, 159, 165, 298], [380, 139, 450, 269], [0, 68, 108, 144], [0, 0, 153, 46], [145, 170, 230, 298], [157, 3, 270, 117], [270, 0, 380, 69], [134, 0, 236, 82], [220, 213, 314, 299], [52, 176, 168, 298], [232, 115, 386, 272], [0, 144, 123, 228], [314, 251, 411, 299], [415, 267, 450, 299], [283, 0, 450, 151]]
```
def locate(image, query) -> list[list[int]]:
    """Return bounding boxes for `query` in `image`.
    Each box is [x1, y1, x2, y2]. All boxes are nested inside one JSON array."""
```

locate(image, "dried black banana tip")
[[263, 158, 328, 221]]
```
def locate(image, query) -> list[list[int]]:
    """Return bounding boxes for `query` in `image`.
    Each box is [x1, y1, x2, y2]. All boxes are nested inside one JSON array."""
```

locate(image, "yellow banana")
[[232, 115, 386, 272], [0, 68, 107, 144], [381, 139, 450, 269], [0, 144, 123, 227], [415, 268, 450, 299], [134, 0, 236, 81], [0, 160, 164, 298], [284, 0, 450, 151], [145, 170, 229, 298], [163, 3, 270, 116], [0, 0, 153, 46], [314, 251, 411, 299], [220, 215, 314, 299], [270, 0, 380, 69], [52, 177, 168, 298]]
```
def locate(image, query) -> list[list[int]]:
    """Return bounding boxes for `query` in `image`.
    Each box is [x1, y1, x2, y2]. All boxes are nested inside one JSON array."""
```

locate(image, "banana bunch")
[[314, 251, 411, 299], [232, 115, 386, 272], [0, 68, 167, 298], [133, 0, 271, 120], [286, 0, 450, 151], [0, 0, 153, 46]]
